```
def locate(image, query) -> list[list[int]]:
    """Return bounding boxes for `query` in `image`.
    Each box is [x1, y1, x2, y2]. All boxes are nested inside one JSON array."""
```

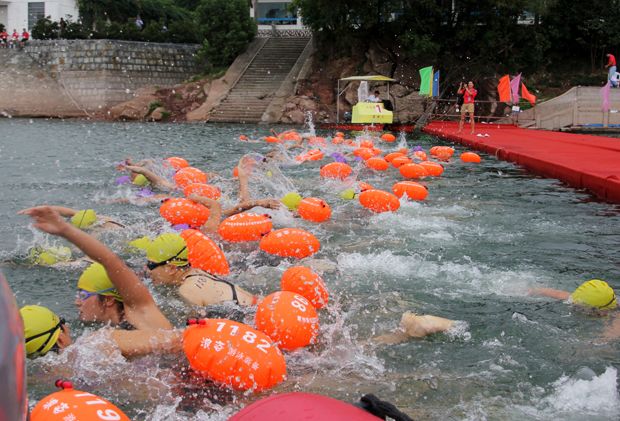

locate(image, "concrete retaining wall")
[[1, 39, 201, 115]]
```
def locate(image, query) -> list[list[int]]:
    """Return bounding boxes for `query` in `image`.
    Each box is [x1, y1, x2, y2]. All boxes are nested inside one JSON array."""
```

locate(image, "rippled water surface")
[[1, 119, 619, 420]]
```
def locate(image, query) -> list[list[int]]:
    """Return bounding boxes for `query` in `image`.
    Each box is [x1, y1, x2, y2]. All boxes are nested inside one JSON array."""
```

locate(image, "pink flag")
[[601, 81, 611, 112], [510, 73, 521, 103]]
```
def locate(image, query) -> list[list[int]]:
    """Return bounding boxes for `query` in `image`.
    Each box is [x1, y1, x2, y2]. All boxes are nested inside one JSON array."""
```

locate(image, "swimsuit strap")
[[183, 273, 240, 305]]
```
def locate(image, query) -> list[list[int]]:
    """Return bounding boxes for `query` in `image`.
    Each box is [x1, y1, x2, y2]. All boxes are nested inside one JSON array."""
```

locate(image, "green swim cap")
[[28, 246, 72, 266], [77, 263, 123, 302], [145, 233, 188, 266], [339, 188, 356, 200], [71, 209, 98, 229], [281, 192, 302, 211], [20, 305, 63, 357], [570, 279, 616, 310], [132, 174, 150, 187], [128, 236, 152, 253]]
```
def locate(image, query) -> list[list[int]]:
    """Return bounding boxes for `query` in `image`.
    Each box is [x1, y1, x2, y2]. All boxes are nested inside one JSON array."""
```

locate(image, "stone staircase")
[[209, 37, 310, 123]]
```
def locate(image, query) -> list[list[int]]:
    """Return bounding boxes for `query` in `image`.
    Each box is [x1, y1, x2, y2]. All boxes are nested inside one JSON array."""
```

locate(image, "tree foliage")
[[196, 0, 257, 67]]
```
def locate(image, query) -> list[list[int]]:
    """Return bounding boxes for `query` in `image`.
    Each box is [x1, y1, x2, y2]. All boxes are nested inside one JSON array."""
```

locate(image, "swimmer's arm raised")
[[188, 194, 221, 234], [19, 206, 172, 330], [528, 288, 571, 301], [124, 164, 176, 191]]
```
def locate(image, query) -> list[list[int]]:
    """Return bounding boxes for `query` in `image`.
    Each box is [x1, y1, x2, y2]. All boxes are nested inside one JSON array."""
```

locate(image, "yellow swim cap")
[[132, 174, 150, 187], [281, 192, 302, 211], [339, 188, 356, 200], [20, 305, 63, 357], [146, 233, 188, 266], [28, 246, 72, 266], [570, 279, 616, 310], [77, 263, 123, 302], [71, 209, 98, 229], [128, 236, 152, 253]]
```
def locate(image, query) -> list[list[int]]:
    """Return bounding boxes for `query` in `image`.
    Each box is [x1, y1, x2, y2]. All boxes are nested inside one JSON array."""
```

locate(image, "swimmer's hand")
[[188, 194, 221, 209], [18, 206, 70, 236]]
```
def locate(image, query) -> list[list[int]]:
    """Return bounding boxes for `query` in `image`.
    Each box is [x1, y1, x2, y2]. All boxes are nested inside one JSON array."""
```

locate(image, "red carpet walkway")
[[423, 121, 620, 203]]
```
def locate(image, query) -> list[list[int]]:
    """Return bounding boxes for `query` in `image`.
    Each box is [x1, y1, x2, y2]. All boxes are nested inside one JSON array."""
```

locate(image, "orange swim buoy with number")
[[320, 162, 352, 179], [165, 156, 189, 170], [391, 156, 412, 168], [281, 266, 328, 309], [31, 381, 130, 421], [298, 198, 331, 223], [384, 152, 405, 163], [259, 228, 320, 259], [255, 291, 319, 351], [358, 189, 400, 213], [460, 152, 482, 163], [365, 157, 389, 171], [184, 183, 222, 200], [218, 213, 273, 242], [183, 319, 286, 391], [381, 133, 396, 142], [392, 181, 428, 201], [160, 198, 210, 227], [174, 167, 208, 188], [419, 161, 444, 176], [399, 163, 428, 179], [181, 229, 229, 275]]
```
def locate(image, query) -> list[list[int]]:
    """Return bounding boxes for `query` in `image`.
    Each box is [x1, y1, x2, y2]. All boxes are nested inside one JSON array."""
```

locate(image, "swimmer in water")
[[373, 311, 457, 344], [19, 206, 183, 357], [529, 279, 620, 338]]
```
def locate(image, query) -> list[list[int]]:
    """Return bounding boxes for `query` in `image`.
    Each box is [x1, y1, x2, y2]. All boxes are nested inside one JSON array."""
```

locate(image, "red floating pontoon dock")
[[423, 121, 620, 203]]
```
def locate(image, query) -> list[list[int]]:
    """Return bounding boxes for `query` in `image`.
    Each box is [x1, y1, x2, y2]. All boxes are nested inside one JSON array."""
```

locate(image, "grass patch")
[[147, 100, 163, 115]]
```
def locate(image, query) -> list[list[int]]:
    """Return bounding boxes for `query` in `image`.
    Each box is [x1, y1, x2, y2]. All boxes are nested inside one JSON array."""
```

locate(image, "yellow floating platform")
[[351, 102, 393, 124]]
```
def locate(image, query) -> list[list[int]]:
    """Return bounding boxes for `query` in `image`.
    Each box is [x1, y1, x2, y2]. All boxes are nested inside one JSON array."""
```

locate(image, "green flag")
[[419, 66, 433, 96]]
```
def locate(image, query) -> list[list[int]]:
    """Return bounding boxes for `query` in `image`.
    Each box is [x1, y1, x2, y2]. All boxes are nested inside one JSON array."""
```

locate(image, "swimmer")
[[34, 206, 124, 234], [118, 159, 177, 191], [144, 232, 258, 307], [19, 206, 172, 333], [373, 311, 456, 344], [529, 279, 620, 338]]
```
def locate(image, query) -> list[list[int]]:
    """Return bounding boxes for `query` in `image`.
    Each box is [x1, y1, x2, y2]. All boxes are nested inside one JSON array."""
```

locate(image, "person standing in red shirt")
[[606, 53, 617, 87], [457, 81, 477, 134], [0, 30, 8, 48], [20, 28, 29, 48]]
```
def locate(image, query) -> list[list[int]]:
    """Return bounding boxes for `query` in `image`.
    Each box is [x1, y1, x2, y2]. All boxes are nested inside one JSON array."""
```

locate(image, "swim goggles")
[[75, 287, 117, 302], [25, 317, 65, 357], [146, 246, 188, 271]]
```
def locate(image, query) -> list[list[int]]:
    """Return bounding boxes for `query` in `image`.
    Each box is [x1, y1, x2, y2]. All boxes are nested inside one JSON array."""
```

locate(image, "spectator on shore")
[[606, 53, 617, 87], [10, 29, 18, 49], [0, 29, 8, 48], [20, 28, 29, 47], [457, 81, 477, 134], [59, 18, 66, 39], [367, 90, 381, 103], [135, 15, 144, 30]]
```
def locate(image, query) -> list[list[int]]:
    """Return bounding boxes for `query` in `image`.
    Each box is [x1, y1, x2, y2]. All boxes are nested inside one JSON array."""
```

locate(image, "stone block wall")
[[23, 40, 201, 111]]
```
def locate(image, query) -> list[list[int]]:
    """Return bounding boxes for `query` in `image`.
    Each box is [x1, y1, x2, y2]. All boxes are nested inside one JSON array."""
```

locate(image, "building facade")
[[250, 0, 305, 31], [0, 0, 78, 32]]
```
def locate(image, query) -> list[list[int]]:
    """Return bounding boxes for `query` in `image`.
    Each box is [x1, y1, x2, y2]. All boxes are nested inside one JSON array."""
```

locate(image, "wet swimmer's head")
[[145, 233, 189, 283], [28, 245, 72, 266], [76, 263, 124, 323], [570, 279, 616, 311], [20, 305, 71, 358], [281, 192, 302, 211], [70, 209, 98, 229], [131, 174, 150, 187]]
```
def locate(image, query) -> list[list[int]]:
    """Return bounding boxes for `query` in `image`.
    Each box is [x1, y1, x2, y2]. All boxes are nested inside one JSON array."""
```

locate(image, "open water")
[[1, 119, 619, 420]]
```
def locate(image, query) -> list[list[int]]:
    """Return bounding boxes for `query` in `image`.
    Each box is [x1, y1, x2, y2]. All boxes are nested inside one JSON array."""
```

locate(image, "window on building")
[[256, 2, 297, 25], [28, 2, 45, 30]]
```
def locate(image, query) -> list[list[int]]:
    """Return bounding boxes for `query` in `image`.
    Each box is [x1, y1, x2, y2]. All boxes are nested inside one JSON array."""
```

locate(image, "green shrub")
[[32, 16, 59, 40], [148, 100, 163, 115]]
